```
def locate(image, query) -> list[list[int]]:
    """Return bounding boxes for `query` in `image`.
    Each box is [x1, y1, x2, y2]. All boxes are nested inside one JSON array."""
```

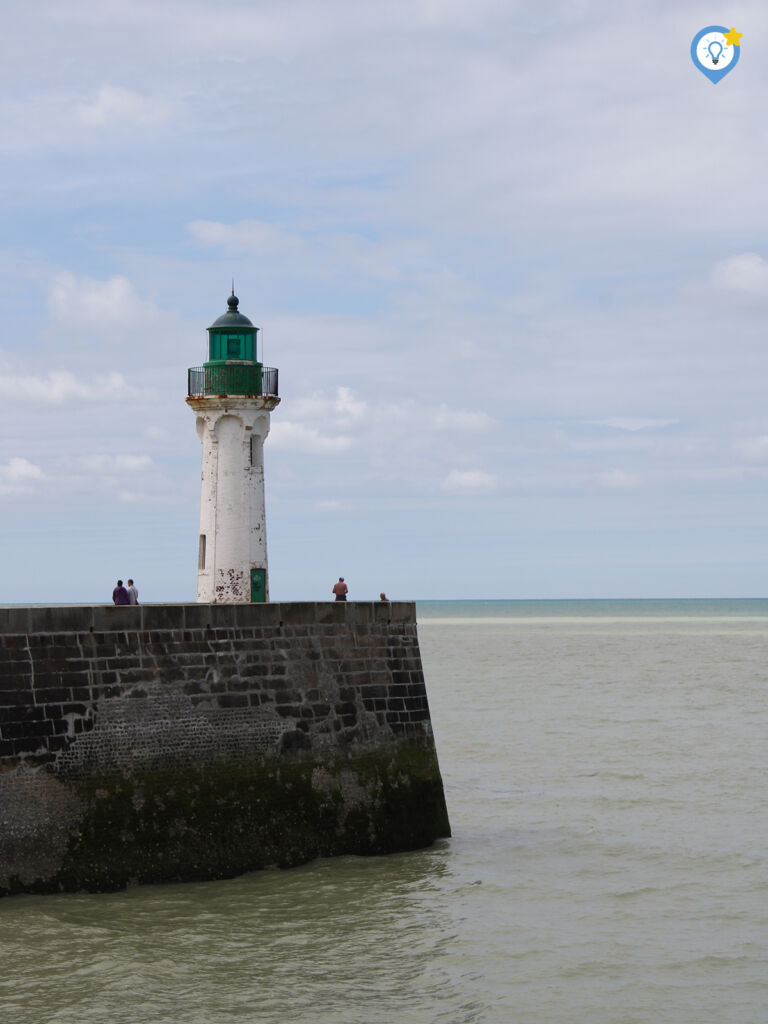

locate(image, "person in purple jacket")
[[112, 580, 130, 605]]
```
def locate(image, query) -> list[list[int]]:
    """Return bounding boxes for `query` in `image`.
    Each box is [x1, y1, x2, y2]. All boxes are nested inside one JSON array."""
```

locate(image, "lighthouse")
[[186, 291, 280, 603]]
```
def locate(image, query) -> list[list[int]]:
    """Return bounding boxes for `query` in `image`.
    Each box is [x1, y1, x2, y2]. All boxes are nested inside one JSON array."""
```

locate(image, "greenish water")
[[417, 597, 768, 618], [2, 599, 768, 1023]]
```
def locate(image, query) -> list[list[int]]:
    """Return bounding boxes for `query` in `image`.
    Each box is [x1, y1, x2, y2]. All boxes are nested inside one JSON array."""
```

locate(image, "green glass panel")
[[206, 329, 259, 364]]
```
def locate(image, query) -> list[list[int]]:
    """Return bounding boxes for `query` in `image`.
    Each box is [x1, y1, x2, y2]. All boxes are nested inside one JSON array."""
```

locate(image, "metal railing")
[[187, 365, 279, 398]]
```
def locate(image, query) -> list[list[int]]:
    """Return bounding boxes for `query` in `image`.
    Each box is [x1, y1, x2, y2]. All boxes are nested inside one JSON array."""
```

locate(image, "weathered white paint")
[[186, 395, 280, 603]]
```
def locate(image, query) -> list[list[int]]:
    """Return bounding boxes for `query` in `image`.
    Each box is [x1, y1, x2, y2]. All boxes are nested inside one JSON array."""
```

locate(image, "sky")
[[1, 0, 767, 603]]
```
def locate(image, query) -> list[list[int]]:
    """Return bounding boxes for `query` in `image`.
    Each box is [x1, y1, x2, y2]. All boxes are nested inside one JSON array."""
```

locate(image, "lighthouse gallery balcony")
[[187, 364, 279, 398]]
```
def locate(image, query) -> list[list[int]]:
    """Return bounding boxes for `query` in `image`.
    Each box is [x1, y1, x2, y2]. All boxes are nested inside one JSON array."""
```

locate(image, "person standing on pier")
[[332, 578, 348, 601]]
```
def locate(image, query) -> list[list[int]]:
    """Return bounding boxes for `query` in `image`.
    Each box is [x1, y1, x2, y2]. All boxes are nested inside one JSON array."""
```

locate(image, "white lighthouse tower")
[[186, 291, 280, 603]]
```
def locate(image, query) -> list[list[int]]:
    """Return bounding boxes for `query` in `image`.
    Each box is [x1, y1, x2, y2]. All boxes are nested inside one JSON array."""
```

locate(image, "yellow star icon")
[[724, 27, 742, 47]]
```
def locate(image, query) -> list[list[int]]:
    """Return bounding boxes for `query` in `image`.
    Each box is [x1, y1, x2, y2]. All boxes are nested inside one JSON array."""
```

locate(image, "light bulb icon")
[[691, 25, 741, 84], [707, 39, 723, 64]]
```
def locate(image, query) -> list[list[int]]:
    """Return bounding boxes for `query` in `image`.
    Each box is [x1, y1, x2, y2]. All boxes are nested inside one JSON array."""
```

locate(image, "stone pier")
[[0, 601, 450, 895]]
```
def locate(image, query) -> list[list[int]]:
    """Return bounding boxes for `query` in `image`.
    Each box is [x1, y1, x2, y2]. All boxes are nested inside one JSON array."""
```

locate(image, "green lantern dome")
[[209, 292, 256, 331], [205, 290, 259, 365]]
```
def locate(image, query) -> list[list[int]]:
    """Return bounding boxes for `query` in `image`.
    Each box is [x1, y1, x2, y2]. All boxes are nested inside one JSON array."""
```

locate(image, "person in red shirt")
[[332, 577, 348, 601]]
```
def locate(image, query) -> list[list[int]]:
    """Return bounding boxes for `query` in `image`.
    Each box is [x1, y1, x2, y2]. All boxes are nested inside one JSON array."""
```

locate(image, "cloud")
[[145, 426, 171, 441], [594, 418, 679, 432], [75, 85, 173, 127], [269, 422, 354, 453], [48, 272, 160, 328], [710, 253, 768, 301], [0, 458, 43, 483], [334, 387, 367, 419], [186, 219, 435, 288], [0, 370, 137, 404], [188, 220, 301, 256], [442, 469, 498, 493], [0, 458, 44, 496], [594, 468, 640, 490], [734, 435, 768, 463], [81, 455, 153, 472], [286, 388, 493, 440], [262, 383, 506, 497], [281, 388, 369, 429], [432, 407, 493, 431], [117, 490, 152, 503]]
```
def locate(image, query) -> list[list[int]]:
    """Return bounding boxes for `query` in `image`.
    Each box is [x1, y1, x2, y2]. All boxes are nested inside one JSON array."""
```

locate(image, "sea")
[[1, 598, 767, 1024]]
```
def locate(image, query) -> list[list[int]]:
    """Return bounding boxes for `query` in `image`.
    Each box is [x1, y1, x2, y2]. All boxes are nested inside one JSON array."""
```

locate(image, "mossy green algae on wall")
[[2, 745, 448, 896], [0, 602, 451, 895]]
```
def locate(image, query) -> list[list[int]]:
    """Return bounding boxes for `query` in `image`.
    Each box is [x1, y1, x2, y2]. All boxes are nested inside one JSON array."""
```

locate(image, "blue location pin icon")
[[691, 26, 741, 83]]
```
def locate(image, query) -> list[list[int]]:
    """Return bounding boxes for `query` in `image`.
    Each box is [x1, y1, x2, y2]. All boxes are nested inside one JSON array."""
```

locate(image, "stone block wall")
[[0, 602, 450, 896]]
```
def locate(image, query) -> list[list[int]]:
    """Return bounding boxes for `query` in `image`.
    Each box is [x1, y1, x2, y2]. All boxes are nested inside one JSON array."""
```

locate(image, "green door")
[[250, 567, 266, 603]]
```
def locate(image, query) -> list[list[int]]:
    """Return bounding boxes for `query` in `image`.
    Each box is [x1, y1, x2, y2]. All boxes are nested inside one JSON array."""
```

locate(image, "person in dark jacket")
[[112, 580, 130, 605]]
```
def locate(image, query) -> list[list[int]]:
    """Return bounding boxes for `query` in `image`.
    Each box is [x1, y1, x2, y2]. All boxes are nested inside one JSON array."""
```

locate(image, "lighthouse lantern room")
[[186, 291, 280, 603]]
